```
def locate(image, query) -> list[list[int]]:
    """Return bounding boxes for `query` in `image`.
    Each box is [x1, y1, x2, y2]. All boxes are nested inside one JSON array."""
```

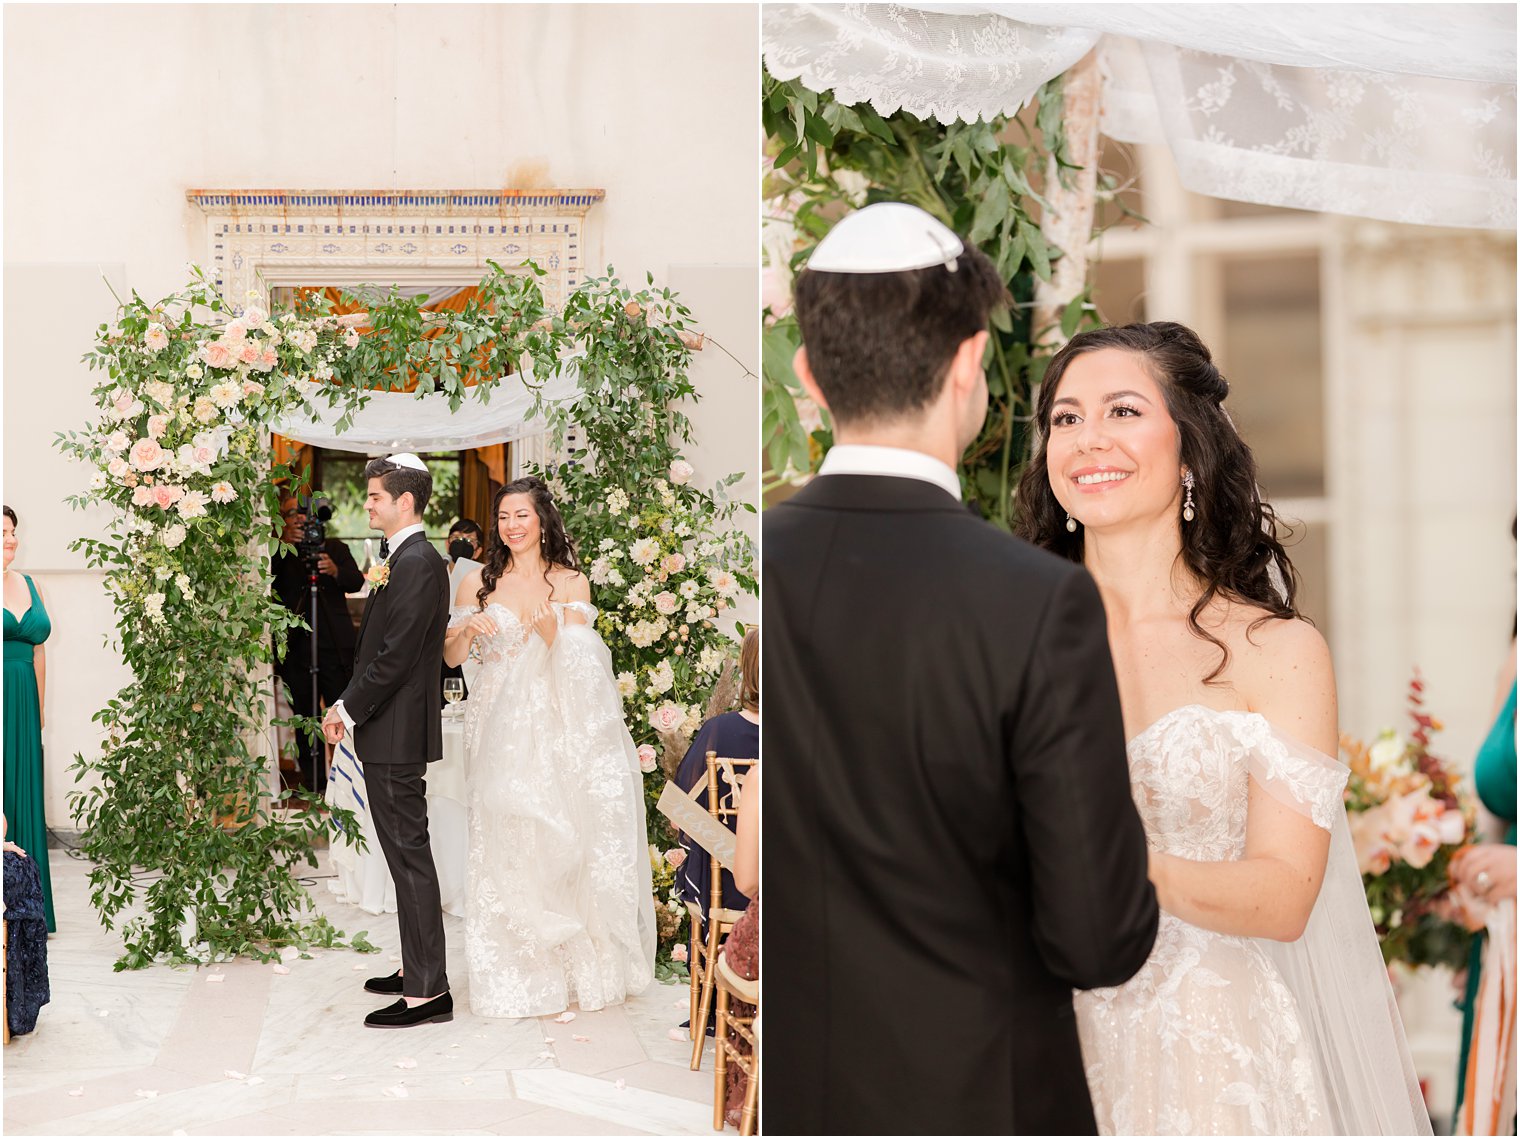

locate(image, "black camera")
[[297, 495, 334, 559]]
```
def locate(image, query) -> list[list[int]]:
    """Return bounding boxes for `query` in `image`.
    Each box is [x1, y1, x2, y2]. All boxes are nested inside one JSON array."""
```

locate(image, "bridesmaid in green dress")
[[1450, 638, 1517, 1126], [3, 505, 54, 933]]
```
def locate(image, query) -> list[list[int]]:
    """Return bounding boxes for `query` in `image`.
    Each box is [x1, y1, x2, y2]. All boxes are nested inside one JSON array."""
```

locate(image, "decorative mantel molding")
[[185, 188, 605, 313]]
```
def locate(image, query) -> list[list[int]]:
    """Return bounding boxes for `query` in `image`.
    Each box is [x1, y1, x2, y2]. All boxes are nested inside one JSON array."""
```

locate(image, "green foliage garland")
[[58, 263, 753, 969]]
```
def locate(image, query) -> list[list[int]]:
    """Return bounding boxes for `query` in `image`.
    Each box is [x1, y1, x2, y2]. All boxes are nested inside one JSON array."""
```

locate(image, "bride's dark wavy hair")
[[476, 476, 579, 610], [1013, 321, 1302, 686]]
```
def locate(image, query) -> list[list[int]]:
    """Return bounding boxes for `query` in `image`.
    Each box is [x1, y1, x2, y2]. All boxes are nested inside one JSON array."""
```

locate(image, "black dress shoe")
[[364, 992, 453, 1029], [364, 970, 405, 995]]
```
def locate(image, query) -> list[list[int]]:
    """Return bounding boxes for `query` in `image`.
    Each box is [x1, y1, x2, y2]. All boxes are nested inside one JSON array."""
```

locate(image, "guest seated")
[[674, 627, 758, 914], [3, 818, 49, 1037]]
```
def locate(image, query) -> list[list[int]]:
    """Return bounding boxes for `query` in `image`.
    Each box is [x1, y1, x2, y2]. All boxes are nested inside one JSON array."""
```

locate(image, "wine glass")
[[443, 678, 464, 709]]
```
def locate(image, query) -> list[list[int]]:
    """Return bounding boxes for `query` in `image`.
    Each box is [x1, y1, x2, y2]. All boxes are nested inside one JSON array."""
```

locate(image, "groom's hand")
[[321, 706, 346, 745]]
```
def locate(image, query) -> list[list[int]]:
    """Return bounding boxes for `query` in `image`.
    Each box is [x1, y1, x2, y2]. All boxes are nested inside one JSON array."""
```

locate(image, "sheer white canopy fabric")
[[269, 354, 581, 453], [763, 3, 1517, 229]]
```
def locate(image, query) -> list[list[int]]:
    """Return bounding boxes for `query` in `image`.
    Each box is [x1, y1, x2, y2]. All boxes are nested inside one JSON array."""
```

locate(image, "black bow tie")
[[379, 538, 390, 560]]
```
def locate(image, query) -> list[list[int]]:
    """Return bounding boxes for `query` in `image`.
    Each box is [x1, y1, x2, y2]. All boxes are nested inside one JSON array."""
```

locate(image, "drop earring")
[[1065, 512, 1078, 533], [1182, 471, 1196, 523]]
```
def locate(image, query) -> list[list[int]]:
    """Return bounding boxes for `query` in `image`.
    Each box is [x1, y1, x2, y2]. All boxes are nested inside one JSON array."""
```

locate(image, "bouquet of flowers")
[[1342, 672, 1476, 970]]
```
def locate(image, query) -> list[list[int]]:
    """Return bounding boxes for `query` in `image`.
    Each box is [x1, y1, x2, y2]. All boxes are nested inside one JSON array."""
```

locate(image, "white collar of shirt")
[[817, 444, 962, 501], [385, 523, 426, 555]]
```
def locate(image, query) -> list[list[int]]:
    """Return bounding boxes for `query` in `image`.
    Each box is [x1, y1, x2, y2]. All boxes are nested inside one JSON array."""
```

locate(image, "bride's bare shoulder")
[[550, 566, 590, 602], [1231, 612, 1336, 750]]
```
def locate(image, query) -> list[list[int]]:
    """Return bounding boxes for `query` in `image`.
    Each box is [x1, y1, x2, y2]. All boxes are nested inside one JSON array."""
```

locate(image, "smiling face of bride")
[[1045, 349, 1186, 535], [497, 493, 541, 561]]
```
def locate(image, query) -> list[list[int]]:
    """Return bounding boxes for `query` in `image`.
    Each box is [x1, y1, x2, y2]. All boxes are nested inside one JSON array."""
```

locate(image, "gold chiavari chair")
[[688, 750, 756, 1071], [713, 947, 758, 1134]]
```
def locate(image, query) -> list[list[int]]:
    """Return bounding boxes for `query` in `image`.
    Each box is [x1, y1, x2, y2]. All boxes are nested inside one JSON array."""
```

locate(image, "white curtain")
[[763, 3, 1516, 229], [270, 353, 581, 454]]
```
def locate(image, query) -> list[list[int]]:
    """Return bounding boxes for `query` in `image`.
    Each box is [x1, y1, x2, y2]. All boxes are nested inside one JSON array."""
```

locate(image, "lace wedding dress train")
[[454, 600, 656, 1019], [1075, 705, 1431, 1136]]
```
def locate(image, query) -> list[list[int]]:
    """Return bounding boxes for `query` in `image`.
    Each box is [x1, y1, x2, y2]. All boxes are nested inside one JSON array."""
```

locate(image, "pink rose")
[[653, 591, 679, 616], [131, 485, 153, 507], [662, 553, 686, 575], [224, 319, 249, 342], [648, 703, 685, 735], [254, 350, 276, 373], [664, 848, 687, 870], [129, 438, 165, 471], [107, 456, 130, 479], [343, 328, 361, 349], [238, 342, 261, 365], [636, 744, 658, 773], [147, 414, 169, 440], [668, 459, 694, 486], [105, 430, 130, 454], [200, 341, 233, 370], [111, 391, 139, 418], [153, 484, 185, 509], [671, 943, 688, 963]]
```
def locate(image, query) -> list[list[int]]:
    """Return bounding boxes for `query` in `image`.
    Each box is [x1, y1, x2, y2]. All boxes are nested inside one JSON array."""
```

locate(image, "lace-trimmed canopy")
[[763, 3, 1517, 229]]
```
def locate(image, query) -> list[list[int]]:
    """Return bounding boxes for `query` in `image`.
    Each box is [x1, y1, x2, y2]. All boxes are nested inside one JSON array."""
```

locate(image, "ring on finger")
[[1476, 869, 1494, 894]]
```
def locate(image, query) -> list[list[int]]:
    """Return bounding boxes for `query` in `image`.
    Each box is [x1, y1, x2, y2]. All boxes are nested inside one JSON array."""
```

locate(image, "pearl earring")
[[1182, 471, 1196, 523], [1065, 512, 1078, 533]]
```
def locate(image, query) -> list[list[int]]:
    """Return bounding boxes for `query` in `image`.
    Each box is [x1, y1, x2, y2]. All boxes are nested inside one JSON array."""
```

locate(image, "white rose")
[[649, 660, 675, 694], [1368, 734, 1407, 774], [616, 672, 637, 699], [163, 523, 187, 549], [175, 573, 192, 597], [668, 459, 694, 486]]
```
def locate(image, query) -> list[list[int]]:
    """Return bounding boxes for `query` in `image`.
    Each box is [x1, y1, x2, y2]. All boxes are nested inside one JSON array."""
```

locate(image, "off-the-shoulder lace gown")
[[451, 600, 656, 1019], [1074, 705, 1430, 1136]]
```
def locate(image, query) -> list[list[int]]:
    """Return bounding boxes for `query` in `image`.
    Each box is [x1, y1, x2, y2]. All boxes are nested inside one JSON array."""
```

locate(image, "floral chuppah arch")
[[58, 262, 756, 970]]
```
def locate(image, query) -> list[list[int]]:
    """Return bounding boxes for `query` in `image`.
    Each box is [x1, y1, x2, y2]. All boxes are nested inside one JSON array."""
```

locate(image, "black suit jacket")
[[272, 540, 363, 673], [339, 532, 449, 765], [764, 474, 1159, 1136]]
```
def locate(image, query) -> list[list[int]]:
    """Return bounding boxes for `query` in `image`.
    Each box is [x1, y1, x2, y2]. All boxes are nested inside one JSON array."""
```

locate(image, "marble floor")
[[4, 850, 730, 1136]]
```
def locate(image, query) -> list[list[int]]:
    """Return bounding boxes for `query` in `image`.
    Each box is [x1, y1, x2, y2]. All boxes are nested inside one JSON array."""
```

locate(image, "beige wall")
[[3, 3, 759, 825]]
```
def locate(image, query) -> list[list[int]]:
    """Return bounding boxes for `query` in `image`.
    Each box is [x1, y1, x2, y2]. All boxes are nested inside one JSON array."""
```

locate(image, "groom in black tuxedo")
[[764, 204, 1159, 1134], [322, 453, 452, 1029]]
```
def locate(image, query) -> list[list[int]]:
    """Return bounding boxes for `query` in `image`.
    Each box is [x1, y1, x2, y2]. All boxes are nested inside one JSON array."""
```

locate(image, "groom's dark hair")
[[793, 241, 1008, 425], [364, 456, 432, 517]]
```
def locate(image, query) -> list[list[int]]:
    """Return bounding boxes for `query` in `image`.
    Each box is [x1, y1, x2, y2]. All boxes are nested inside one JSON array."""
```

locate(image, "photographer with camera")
[[273, 491, 364, 793]]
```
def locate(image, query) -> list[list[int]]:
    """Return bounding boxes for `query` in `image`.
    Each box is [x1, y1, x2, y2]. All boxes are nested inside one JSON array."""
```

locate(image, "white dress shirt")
[[817, 443, 962, 501], [332, 523, 428, 734]]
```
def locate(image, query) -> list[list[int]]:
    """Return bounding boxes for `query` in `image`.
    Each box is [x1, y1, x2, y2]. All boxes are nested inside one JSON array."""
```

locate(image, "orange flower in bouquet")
[[1342, 671, 1476, 969]]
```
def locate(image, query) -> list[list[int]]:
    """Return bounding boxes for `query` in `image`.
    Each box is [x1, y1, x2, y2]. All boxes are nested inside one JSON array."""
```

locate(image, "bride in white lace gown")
[[443, 477, 655, 1019], [1015, 323, 1429, 1135]]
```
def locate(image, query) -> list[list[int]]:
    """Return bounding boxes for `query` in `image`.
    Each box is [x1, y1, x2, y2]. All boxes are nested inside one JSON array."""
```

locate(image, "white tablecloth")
[[326, 710, 468, 917]]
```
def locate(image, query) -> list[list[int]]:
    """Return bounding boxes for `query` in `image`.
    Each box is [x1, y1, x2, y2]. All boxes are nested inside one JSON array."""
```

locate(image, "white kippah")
[[386, 452, 429, 473], [806, 201, 964, 274]]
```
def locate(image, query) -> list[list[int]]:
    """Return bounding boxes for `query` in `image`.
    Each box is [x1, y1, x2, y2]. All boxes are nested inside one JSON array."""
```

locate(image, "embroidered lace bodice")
[[1075, 705, 1349, 1136], [447, 601, 655, 1019]]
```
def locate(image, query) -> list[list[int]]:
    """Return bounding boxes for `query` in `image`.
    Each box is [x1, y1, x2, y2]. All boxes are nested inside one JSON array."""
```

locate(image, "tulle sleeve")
[[1243, 720, 1433, 1136], [1235, 717, 1350, 831]]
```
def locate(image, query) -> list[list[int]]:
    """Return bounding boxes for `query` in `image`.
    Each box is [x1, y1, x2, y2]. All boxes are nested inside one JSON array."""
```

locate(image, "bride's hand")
[[465, 613, 499, 640]]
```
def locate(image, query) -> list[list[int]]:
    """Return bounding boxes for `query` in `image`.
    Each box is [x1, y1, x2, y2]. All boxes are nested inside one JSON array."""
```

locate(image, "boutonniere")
[[366, 561, 391, 591]]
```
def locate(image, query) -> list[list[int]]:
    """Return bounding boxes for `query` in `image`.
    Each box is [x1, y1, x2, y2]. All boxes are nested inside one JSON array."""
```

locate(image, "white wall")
[[3, 3, 759, 825]]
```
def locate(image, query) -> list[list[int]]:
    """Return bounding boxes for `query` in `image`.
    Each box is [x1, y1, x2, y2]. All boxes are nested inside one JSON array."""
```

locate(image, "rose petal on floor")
[[67, 1088, 83, 1098], [206, 974, 225, 983], [667, 1028, 687, 1042], [272, 964, 291, 975], [279, 945, 300, 960], [461, 1077, 474, 1086], [224, 1070, 246, 1081], [615, 1079, 628, 1091], [246, 1077, 265, 1086], [352, 964, 364, 971], [535, 1051, 555, 1062], [552, 1011, 576, 1023], [389, 954, 402, 963], [395, 1058, 417, 1069], [330, 1075, 347, 1082], [572, 1034, 589, 1043], [134, 1089, 158, 1099], [97, 1010, 110, 1017]]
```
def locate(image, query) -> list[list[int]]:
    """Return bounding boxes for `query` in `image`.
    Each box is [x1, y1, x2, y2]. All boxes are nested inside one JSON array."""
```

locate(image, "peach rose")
[[129, 438, 165, 471], [670, 943, 688, 963], [664, 848, 687, 870], [153, 484, 185, 509], [147, 414, 169, 440], [238, 342, 261, 365], [662, 553, 686, 575], [107, 456, 130, 480], [653, 591, 679, 616], [131, 485, 154, 507], [200, 341, 233, 370], [254, 349, 276, 373]]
